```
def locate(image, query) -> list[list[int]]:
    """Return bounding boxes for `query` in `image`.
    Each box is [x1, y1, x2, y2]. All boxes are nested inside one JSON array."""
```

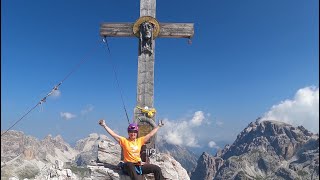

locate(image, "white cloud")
[[60, 112, 76, 120], [81, 104, 94, 115], [165, 129, 184, 145], [158, 111, 209, 147], [216, 120, 223, 127], [260, 86, 319, 133], [208, 141, 219, 148], [190, 111, 205, 126]]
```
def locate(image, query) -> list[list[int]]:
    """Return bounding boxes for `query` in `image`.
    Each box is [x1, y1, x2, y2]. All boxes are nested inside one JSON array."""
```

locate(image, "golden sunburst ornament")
[[133, 16, 160, 39]]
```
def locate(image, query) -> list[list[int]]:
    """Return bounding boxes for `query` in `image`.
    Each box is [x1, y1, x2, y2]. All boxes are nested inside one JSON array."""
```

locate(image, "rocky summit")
[[1, 131, 189, 180], [190, 120, 319, 180]]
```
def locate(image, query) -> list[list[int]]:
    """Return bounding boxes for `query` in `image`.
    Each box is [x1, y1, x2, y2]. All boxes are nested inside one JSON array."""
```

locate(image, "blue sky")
[[1, 0, 319, 154]]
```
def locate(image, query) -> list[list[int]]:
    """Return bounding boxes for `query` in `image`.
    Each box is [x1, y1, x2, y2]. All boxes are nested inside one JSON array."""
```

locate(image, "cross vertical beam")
[[137, 0, 156, 112], [140, 0, 156, 17], [100, 0, 194, 162], [134, 0, 157, 154]]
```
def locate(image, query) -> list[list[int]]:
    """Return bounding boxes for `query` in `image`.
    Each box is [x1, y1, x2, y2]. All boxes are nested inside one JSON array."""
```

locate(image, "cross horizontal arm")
[[100, 23, 134, 37], [100, 22, 194, 39], [159, 23, 194, 39]]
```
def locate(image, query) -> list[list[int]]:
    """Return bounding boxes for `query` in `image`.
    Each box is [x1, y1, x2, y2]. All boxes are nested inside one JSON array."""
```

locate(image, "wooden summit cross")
[[100, 0, 194, 162]]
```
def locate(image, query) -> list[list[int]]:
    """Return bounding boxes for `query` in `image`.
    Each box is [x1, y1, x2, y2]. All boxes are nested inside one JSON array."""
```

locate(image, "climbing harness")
[[118, 161, 143, 175], [136, 106, 156, 118], [135, 164, 143, 175]]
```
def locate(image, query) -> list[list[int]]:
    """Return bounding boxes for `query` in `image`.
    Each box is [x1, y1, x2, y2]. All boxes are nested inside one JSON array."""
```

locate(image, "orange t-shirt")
[[119, 136, 145, 163]]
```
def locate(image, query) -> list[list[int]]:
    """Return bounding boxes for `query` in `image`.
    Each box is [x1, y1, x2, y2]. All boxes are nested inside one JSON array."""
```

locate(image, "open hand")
[[158, 120, 164, 127], [99, 119, 106, 127]]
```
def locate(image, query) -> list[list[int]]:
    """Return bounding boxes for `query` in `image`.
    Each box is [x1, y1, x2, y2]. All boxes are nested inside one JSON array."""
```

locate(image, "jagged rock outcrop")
[[1, 130, 78, 180], [190, 152, 223, 180], [1, 131, 39, 163], [87, 164, 131, 180], [221, 120, 316, 160], [150, 153, 190, 180], [39, 134, 78, 163], [88, 139, 190, 180], [87, 152, 191, 180], [191, 120, 319, 180], [2, 131, 190, 180], [33, 160, 79, 180], [74, 133, 116, 166], [96, 137, 122, 166], [156, 139, 198, 174]]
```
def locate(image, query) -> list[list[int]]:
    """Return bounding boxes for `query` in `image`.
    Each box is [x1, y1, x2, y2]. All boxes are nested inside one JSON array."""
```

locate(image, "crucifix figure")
[[100, 0, 194, 162]]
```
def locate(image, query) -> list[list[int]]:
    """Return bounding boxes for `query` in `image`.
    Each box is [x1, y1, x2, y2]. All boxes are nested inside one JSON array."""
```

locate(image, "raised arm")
[[143, 120, 164, 144], [99, 119, 122, 143]]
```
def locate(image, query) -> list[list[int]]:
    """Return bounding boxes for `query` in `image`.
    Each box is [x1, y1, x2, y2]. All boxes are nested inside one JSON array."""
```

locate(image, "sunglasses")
[[128, 130, 138, 133]]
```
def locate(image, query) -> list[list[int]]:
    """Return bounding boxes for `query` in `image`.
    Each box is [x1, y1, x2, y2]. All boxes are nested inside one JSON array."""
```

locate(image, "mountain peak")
[[222, 120, 317, 160], [191, 119, 319, 180]]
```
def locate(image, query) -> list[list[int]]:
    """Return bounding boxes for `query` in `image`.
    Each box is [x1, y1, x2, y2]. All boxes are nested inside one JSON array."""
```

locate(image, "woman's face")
[[128, 130, 138, 140]]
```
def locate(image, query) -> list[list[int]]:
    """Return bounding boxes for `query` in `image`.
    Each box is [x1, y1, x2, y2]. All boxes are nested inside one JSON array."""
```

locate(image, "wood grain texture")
[[140, 0, 156, 17], [159, 23, 194, 38], [100, 23, 134, 37], [100, 22, 194, 38]]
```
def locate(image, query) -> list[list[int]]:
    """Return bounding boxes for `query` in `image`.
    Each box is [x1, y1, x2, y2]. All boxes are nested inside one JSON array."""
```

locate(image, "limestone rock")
[[74, 133, 114, 166], [88, 141, 190, 180], [33, 159, 79, 180], [97, 139, 121, 165], [87, 165, 131, 180], [190, 152, 223, 180], [1, 130, 78, 179], [156, 139, 198, 174], [191, 120, 319, 180], [2, 131, 199, 180]]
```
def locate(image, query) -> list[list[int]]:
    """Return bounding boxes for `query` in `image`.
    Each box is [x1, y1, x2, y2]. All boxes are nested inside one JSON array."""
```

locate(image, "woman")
[[99, 119, 163, 180]]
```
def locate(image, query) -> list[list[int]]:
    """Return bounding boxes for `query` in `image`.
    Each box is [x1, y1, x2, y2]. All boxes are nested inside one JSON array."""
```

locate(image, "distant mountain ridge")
[[190, 120, 319, 180], [2, 119, 319, 179], [1, 131, 79, 179]]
